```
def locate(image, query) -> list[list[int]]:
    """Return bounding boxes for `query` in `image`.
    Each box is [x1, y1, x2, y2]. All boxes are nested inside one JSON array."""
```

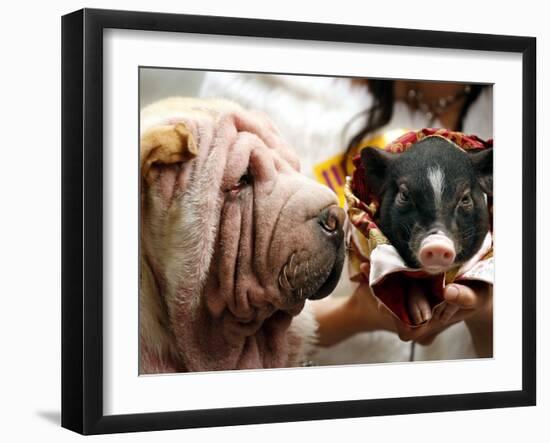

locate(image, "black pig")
[[360, 136, 492, 324]]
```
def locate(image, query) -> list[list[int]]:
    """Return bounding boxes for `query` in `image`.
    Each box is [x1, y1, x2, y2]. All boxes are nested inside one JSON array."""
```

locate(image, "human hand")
[[358, 263, 492, 349], [391, 280, 493, 350], [313, 265, 492, 356]]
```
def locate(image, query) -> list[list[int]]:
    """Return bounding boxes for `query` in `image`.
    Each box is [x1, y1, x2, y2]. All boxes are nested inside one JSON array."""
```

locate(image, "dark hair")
[[343, 80, 486, 174]]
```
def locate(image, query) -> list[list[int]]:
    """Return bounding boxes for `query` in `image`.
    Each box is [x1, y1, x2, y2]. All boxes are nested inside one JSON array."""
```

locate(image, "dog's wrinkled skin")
[[140, 98, 345, 373]]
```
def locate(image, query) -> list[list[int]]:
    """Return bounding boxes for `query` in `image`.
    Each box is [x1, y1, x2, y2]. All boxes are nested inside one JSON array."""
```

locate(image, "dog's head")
[[140, 98, 345, 372]]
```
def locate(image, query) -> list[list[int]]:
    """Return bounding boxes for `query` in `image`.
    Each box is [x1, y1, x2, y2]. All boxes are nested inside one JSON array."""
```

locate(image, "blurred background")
[[140, 69, 206, 108]]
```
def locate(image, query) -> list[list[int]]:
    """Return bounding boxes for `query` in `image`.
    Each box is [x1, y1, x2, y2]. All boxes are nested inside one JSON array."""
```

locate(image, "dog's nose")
[[318, 205, 345, 237]]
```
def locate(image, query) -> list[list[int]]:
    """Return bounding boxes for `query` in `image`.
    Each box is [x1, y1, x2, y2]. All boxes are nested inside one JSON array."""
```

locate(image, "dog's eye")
[[230, 170, 252, 194], [238, 171, 252, 187]]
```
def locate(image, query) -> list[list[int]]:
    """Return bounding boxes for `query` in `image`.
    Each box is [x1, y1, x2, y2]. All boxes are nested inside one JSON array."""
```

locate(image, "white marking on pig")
[[427, 165, 445, 209]]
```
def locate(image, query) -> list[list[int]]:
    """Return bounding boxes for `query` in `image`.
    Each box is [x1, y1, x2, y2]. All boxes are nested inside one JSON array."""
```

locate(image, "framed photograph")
[[62, 8, 536, 435]]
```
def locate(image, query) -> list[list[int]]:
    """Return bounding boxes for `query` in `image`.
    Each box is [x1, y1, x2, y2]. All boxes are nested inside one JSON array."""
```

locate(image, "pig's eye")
[[460, 193, 473, 207], [396, 187, 410, 205]]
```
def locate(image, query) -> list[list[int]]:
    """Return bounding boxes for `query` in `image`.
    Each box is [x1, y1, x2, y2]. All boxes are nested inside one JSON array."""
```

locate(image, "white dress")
[[199, 72, 493, 364]]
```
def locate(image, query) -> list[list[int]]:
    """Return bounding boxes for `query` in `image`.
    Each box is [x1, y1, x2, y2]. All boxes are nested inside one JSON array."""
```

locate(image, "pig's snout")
[[418, 234, 456, 273]]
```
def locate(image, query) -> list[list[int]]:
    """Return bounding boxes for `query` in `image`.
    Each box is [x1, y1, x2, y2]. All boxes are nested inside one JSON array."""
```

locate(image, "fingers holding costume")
[[444, 283, 478, 309]]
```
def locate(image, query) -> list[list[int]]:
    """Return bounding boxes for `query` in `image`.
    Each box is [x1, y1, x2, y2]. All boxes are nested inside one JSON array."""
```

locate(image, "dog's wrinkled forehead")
[[141, 97, 301, 175]]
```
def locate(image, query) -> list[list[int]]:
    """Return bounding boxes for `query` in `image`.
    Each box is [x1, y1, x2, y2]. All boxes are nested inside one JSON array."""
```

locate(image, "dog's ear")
[[140, 122, 198, 186]]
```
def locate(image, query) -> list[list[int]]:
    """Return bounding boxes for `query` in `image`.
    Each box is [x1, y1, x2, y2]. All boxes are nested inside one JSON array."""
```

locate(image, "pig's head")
[[360, 136, 492, 274]]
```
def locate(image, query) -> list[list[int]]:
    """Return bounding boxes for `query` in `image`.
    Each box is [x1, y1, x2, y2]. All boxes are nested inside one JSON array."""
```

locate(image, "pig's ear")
[[468, 148, 493, 196], [140, 122, 198, 186], [360, 147, 397, 196]]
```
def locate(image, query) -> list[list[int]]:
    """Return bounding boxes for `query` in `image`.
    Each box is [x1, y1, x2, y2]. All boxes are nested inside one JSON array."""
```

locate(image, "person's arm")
[[447, 281, 493, 358], [313, 278, 493, 357], [312, 283, 394, 347]]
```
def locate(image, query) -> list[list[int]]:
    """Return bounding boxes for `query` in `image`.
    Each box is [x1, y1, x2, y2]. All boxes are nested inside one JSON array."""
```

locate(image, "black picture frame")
[[61, 8, 537, 435]]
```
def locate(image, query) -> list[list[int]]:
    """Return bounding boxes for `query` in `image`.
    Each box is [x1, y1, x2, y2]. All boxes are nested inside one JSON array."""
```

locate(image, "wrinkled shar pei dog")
[[140, 98, 345, 373]]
